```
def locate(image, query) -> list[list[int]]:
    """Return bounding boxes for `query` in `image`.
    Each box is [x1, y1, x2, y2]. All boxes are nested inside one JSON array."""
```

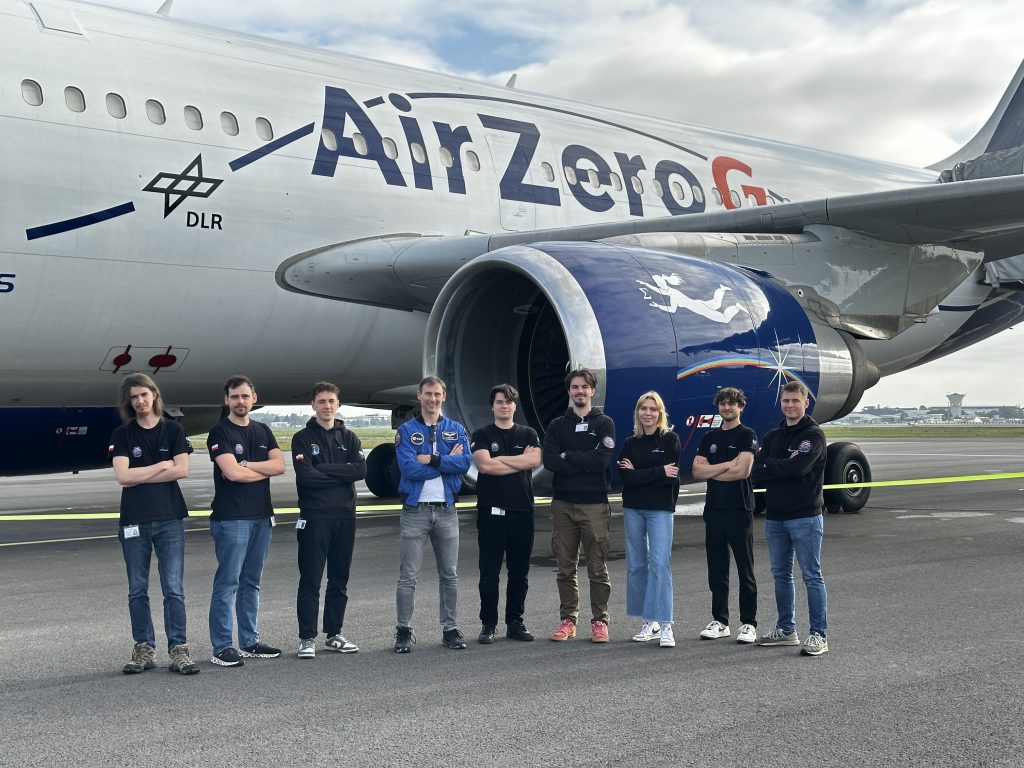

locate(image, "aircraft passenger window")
[[465, 149, 481, 172], [21, 79, 43, 106], [711, 187, 723, 206], [541, 162, 555, 183], [631, 176, 643, 195], [563, 166, 577, 185], [383, 137, 399, 160], [221, 111, 239, 136], [255, 117, 273, 141], [747, 193, 760, 206], [321, 127, 338, 151], [352, 132, 369, 156], [730, 190, 741, 208], [671, 181, 684, 200], [106, 93, 126, 119], [587, 169, 600, 188], [439, 146, 454, 168], [145, 99, 166, 125], [652, 179, 664, 197], [64, 86, 85, 113], [411, 142, 426, 164], [692, 184, 704, 204], [610, 172, 622, 191], [184, 105, 203, 130]]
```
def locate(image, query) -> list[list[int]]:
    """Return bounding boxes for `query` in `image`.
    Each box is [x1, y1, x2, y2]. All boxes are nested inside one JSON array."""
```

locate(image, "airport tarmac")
[[2, 439, 1024, 767]]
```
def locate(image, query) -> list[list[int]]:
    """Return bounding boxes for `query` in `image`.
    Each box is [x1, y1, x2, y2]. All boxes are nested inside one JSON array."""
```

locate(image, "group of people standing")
[[108, 366, 829, 675]]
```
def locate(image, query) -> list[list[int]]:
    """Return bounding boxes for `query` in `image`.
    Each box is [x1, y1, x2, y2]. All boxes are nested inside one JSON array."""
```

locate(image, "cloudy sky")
[[105, 0, 1024, 408]]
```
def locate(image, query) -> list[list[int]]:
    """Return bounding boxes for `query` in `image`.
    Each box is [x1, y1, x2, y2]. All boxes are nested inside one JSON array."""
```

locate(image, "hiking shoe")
[[442, 628, 468, 650], [211, 647, 244, 667], [507, 622, 535, 641], [325, 634, 359, 653], [591, 620, 609, 643], [122, 642, 156, 674], [801, 632, 829, 656], [168, 643, 200, 675], [394, 626, 415, 653], [756, 627, 800, 646], [632, 621, 661, 642], [736, 624, 757, 644], [240, 641, 281, 658], [700, 620, 730, 639], [478, 625, 496, 644], [659, 624, 676, 648], [297, 639, 316, 659], [550, 619, 577, 641]]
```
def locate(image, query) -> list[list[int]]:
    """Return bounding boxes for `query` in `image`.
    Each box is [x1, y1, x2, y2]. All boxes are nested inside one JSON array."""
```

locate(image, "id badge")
[[575, 423, 588, 432], [123, 524, 140, 539], [491, 507, 506, 516], [295, 518, 306, 530], [270, 515, 276, 528]]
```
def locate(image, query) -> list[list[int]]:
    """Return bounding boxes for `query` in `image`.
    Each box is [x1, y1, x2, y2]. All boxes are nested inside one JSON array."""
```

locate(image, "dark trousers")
[[477, 508, 534, 627], [704, 509, 757, 627], [296, 516, 355, 639]]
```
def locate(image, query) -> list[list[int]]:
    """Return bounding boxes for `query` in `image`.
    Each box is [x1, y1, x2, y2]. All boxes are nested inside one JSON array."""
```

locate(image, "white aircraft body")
[[3, 0, 1024, 504]]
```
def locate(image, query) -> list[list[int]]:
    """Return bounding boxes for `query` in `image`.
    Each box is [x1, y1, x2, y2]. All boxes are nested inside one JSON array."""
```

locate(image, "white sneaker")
[[659, 624, 675, 648], [297, 639, 316, 659], [631, 621, 661, 642], [736, 624, 757, 644], [699, 620, 730, 639]]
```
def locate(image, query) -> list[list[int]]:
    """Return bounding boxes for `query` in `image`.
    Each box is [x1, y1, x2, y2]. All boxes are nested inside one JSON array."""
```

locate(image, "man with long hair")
[[109, 373, 198, 675]]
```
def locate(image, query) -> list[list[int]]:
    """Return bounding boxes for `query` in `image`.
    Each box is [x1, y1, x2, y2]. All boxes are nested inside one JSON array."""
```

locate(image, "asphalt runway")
[[2, 439, 1024, 767]]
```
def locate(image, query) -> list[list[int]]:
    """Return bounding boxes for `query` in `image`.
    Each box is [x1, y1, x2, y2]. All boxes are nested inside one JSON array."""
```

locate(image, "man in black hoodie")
[[542, 368, 616, 643], [750, 380, 829, 656], [291, 382, 366, 659]]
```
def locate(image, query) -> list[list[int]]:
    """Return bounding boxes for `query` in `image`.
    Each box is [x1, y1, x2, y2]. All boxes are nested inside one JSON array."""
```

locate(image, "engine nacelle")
[[425, 241, 878, 482]]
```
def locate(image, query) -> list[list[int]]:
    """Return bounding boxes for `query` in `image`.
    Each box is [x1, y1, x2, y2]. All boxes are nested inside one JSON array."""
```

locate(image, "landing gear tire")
[[365, 443, 400, 498], [823, 441, 871, 514]]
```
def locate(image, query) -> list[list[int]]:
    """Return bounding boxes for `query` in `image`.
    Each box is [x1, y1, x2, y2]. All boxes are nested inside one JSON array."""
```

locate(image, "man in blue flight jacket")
[[393, 375, 473, 652]]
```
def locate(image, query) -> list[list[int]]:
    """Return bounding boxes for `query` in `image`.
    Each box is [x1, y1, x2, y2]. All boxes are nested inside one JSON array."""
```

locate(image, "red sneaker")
[[591, 620, 609, 643], [550, 619, 577, 641]]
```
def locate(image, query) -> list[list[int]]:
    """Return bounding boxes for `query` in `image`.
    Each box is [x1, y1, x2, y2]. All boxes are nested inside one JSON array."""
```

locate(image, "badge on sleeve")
[[394, 433, 402, 446], [798, 440, 812, 453], [602, 436, 615, 448]]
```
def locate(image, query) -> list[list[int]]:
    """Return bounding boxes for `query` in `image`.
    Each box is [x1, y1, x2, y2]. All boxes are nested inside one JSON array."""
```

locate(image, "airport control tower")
[[947, 392, 965, 419]]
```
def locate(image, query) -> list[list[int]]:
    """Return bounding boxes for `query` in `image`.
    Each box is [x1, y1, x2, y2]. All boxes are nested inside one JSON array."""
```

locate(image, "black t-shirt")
[[471, 423, 541, 512], [696, 424, 757, 513], [108, 419, 193, 525], [207, 420, 279, 520]]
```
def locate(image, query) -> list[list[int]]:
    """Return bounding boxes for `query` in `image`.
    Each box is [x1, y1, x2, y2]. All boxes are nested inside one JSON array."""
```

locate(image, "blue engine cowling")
[[425, 241, 878, 484]]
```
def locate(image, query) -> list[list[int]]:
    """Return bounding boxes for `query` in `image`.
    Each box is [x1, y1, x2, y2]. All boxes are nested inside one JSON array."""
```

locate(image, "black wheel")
[[365, 442, 400, 498], [823, 441, 871, 513]]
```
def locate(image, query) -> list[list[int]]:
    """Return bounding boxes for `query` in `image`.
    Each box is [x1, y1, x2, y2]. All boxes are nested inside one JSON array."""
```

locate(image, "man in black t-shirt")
[[109, 373, 198, 675], [206, 375, 286, 667], [470, 384, 542, 644], [692, 387, 758, 644]]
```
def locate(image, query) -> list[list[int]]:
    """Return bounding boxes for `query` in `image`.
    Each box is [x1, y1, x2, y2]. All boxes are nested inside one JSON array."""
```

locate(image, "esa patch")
[[602, 436, 614, 448], [441, 431, 458, 442], [234, 444, 244, 455], [709, 444, 717, 454], [798, 440, 812, 453], [490, 442, 500, 453], [410, 432, 425, 446], [311, 443, 320, 456], [132, 446, 142, 458]]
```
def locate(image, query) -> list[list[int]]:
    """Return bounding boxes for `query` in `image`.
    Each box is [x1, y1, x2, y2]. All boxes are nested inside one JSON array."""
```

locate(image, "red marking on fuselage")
[[711, 156, 767, 209], [150, 346, 176, 373], [112, 345, 132, 374]]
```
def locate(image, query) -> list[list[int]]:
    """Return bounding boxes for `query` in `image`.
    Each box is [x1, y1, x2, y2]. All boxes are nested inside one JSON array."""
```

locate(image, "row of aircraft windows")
[[20, 78, 768, 208], [20, 79, 275, 140]]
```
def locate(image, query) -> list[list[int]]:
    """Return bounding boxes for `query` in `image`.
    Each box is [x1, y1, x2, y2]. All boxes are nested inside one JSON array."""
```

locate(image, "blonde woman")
[[617, 391, 681, 647]]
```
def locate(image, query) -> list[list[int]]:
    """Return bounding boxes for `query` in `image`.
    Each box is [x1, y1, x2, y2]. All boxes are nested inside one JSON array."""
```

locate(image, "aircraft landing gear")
[[823, 441, 871, 514]]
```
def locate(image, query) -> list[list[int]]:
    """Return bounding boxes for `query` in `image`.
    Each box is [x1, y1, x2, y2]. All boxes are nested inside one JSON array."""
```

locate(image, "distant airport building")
[[946, 393, 965, 419]]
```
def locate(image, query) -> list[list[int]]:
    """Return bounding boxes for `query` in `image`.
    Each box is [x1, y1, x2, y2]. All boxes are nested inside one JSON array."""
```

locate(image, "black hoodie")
[[542, 406, 615, 504], [291, 418, 366, 518], [750, 415, 825, 520]]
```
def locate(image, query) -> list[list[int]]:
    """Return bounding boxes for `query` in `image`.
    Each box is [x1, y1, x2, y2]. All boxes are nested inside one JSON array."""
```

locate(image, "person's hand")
[[451, 443, 464, 455], [618, 458, 634, 470], [416, 454, 432, 465], [664, 464, 679, 478]]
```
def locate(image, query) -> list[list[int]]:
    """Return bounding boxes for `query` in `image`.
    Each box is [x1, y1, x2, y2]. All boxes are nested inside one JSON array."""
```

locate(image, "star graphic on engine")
[[142, 154, 223, 218]]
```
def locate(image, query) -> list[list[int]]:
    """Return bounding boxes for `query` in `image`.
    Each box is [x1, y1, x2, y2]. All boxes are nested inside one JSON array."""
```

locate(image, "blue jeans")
[[764, 516, 828, 636], [120, 519, 187, 648], [623, 508, 674, 624], [396, 504, 459, 630], [209, 518, 273, 652]]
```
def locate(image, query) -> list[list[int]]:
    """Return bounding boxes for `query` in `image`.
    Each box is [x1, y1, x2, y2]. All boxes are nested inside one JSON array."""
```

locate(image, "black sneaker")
[[478, 625, 496, 644], [240, 641, 281, 658], [394, 625, 415, 653], [442, 627, 468, 650], [507, 622, 535, 642], [211, 647, 244, 667]]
